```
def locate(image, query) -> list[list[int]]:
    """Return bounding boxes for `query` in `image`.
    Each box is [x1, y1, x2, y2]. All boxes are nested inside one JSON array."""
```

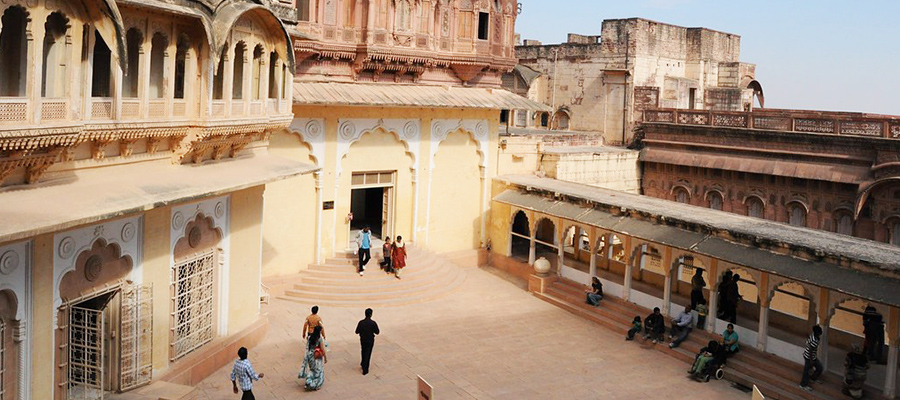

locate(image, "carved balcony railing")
[[0, 98, 29, 123], [643, 108, 900, 140], [121, 99, 141, 119], [90, 98, 114, 120], [39, 99, 68, 122]]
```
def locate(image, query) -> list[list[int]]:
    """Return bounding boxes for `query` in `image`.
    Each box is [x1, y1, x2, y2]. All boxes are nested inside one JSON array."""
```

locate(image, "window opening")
[[213, 48, 225, 100], [0, 6, 28, 97], [688, 88, 696, 110], [149, 33, 167, 98], [298, 0, 311, 21], [267, 52, 278, 99], [171, 250, 216, 360], [477, 12, 489, 40], [67, 290, 116, 400], [788, 204, 806, 227], [123, 29, 141, 98], [747, 197, 764, 219], [835, 213, 853, 236], [252, 45, 263, 100], [499, 110, 509, 124], [675, 188, 689, 204], [91, 31, 112, 97], [174, 36, 189, 99], [708, 192, 723, 211], [891, 221, 900, 246], [42, 12, 69, 98], [232, 43, 245, 100]]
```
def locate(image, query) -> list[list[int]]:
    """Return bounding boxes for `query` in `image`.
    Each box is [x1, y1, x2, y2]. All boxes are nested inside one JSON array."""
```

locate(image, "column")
[[756, 273, 770, 350], [528, 236, 535, 265], [883, 307, 899, 398], [662, 247, 673, 316], [556, 221, 564, 277], [366, 0, 376, 44], [817, 288, 831, 370], [706, 259, 719, 334], [411, 168, 419, 243], [314, 171, 323, 264], [480, 167, 488, 247], [16, 320, 26, 400], [622, 236, 633, 302], [588, 227, 597, 278]]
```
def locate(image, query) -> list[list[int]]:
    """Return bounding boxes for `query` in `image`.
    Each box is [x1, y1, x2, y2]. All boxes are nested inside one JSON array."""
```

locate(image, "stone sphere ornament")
[[534, 257, 551, 276]]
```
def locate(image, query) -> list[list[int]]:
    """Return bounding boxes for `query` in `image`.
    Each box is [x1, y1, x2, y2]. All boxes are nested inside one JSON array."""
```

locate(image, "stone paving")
[[196, 267, 748, 399]]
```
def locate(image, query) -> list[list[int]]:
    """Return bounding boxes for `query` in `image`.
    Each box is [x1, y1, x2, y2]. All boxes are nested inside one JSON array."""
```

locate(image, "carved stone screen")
[[171, 250, 215, 360]]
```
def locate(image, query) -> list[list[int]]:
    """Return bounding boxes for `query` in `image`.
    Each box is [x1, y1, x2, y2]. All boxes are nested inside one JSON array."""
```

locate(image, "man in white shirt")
[[356, 227, 372, 276], [668, 305, 694, 348]]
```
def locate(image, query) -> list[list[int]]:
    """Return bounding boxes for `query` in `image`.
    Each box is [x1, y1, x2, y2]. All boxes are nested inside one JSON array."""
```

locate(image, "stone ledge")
[[156, 316, 270, 387]]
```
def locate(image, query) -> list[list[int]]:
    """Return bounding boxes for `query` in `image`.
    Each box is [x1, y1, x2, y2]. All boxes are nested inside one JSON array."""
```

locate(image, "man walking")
[[799, 325, 824, 391], [355, 308, 380, 375], [356, 227, 372, 276], [231, 347, 264, 400]]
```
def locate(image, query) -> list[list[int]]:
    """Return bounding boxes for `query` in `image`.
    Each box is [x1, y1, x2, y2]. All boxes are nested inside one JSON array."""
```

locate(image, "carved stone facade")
[[639, 109, 900, 246], [291, 0, 518, 86], [511, 19, 765, 145]]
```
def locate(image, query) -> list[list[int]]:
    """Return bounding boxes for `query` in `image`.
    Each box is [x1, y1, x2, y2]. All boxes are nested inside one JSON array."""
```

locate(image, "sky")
[[515, 0, 900, 115]]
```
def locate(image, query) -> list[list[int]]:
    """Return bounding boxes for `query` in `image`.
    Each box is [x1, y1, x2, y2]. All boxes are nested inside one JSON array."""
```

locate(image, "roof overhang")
[[293, 82, 552, 111]]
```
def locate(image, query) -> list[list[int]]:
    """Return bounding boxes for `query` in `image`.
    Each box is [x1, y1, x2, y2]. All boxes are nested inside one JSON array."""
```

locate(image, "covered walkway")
[[491, 175, 900, 398]]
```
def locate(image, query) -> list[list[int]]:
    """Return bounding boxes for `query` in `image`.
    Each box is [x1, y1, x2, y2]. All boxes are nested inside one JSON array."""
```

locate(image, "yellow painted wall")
[[142, 206, 172, 372], [228, 185, 265, 333], [489, 199, 512, 258], [263, 131, 318, 276], [279, 105, 499, 262], [30, 233, 54, 400], [428, 130, 483, 253]]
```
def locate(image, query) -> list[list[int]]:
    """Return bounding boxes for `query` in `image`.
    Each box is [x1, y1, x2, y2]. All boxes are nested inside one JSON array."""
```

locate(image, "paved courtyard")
[[197, 267, 748, 399]]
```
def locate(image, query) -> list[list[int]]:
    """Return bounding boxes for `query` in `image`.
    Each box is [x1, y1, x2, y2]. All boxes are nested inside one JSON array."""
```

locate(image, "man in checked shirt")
[[231, 347, 265, 399]]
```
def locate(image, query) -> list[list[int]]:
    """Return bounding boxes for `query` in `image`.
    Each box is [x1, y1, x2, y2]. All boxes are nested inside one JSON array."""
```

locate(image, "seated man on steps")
[[668, 305, 694, 349], [643, 307, 666, 343]]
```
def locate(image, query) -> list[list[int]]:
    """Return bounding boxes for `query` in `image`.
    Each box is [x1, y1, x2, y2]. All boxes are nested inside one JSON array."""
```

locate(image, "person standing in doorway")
[[799, 325, 824, 391], [356, 226, 372, 276], [862, 305, 884, 363], [690, 268, 706, 310], [355, 308, 380, 375], [231, 347, 264, 400], [717, 270, 733, 318], [391, 236, 407, 279]]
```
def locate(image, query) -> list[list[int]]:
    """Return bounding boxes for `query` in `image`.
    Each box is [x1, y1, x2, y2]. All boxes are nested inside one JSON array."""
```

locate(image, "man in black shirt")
[[355, 308, 380, 375]]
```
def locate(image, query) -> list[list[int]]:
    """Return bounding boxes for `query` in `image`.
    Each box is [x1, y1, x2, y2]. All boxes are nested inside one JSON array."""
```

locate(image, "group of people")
[[717, 271, 742, 323], [356, 226, 407, 279], [229, 306, 381, 398]]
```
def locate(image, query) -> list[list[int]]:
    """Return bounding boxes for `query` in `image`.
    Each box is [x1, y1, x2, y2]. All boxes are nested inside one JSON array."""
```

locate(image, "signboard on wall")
[[417, 375, 433, 400]]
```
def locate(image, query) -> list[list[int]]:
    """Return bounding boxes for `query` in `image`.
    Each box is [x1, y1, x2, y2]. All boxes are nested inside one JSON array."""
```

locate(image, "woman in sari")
[[391, 235, 407, 279], [299, 325, 326, 390]]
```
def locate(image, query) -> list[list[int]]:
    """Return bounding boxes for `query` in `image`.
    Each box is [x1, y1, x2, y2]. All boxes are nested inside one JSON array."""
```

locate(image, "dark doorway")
[[351, 187, 385, 238]]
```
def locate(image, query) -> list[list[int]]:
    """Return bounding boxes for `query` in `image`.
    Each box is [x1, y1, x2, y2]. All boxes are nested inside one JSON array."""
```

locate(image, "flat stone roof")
[[495, 175, 900, 271], [493, 176, 900, 307], [543, 146, 637, 155], [0, 153, 318, 243]]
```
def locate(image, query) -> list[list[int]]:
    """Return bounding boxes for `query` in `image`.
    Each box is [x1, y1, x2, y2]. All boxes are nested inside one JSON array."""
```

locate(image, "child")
[[696, 299, 708, 330], [380, 237, 393, 273], [626, 316, 642, 340]]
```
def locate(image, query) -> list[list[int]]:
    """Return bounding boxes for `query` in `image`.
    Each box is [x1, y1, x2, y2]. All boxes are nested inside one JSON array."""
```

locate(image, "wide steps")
[[539, 278, 862, 400], [279, 246, 466, 308]]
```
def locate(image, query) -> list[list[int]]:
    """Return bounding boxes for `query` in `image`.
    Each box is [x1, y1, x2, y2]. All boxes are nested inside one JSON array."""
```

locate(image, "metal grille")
[[69, 306, 104, 400], [119, 285, 153, 391], [0, 319, 5, 400], [172, 251, 215, 360]]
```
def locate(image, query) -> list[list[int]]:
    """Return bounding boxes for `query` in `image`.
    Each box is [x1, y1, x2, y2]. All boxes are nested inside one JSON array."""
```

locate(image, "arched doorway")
[[533, 218, 558, 271], [510, 210, 530, 261]]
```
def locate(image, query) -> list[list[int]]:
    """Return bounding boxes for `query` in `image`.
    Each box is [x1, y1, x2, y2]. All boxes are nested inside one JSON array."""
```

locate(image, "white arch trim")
[[288, 118, 326, 167], [53, 215, 143, 328], [429, 119, 490, 170], [336, 118, 421, 180], [0, 241, 30, 322], [171, 196, 230, 335]]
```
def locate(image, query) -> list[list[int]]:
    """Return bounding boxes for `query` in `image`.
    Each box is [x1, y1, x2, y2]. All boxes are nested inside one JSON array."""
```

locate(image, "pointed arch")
[[210, 2, 295, 73]]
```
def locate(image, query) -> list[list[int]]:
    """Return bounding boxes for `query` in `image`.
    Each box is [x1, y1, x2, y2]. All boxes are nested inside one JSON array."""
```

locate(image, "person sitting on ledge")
[[668, 305, 694, 349], [626, 316, 642, 341], [585, 277, 603, 307], [643, 307, 666, 344], [722, 323, 740, 359]]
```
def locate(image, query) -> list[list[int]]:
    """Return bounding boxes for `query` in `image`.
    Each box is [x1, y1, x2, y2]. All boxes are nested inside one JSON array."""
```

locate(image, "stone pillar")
[[622, 236, 633, 302], [412, 168, 419, 243], [314, 171, 323, 264], [588, 227, 597, 278], [366, 0, 376, 44], [556, 224, 564, 278], [16, 319, 25, 400], [884, 307, 899, 398], [756, 272, 770, 351], [817, 288, 831, 371], [662, 247, 673, 316], [479, 167, 488, 247], [706, 259, 719, 334], [528, 231, 536, 266]]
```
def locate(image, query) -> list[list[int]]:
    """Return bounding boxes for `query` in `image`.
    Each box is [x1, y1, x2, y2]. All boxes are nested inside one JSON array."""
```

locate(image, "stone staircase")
[[535, 278, 885, 400], [278, 245, 467, 307]]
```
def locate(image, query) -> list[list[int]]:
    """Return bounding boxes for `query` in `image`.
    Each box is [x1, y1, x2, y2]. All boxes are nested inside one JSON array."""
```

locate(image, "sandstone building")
[[0, 0, 546, 398], [507, 18, 764, 145]]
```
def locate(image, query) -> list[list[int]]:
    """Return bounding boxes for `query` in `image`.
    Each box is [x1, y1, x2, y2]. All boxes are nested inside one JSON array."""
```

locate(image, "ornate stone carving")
[[84, 255, 103, 282], [58, 237, 76, 259], [215, 201, 225, 218], [121, 223, 136, 243], [0, 250, 19, 275], [172, 211, 185, 231]]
